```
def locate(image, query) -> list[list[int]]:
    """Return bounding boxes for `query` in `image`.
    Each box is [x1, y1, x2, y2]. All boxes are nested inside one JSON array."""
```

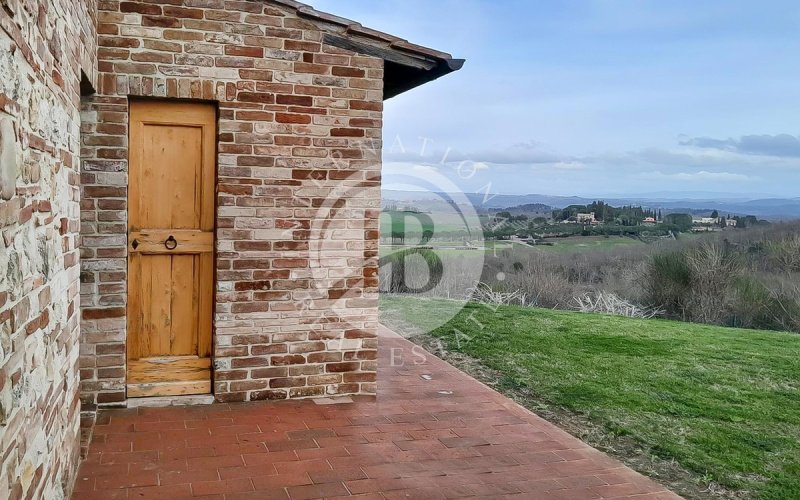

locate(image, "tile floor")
[[73, 326, 680, 499]]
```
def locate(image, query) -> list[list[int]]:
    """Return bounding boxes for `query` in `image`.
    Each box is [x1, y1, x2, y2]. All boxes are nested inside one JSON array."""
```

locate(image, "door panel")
[[127, 100, 216, 398]]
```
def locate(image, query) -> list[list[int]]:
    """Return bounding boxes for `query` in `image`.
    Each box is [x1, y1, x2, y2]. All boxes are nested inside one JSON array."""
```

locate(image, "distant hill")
[[498, 203, 553, 214], [382, 190, 800, 220]]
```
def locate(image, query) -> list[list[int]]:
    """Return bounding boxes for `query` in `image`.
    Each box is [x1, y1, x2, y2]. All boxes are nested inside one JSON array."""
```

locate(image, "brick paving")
[[73, 326, 680, 499]]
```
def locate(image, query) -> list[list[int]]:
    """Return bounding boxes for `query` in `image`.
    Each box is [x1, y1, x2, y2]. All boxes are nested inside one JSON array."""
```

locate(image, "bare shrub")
[[734, 272, 800, 332], [468, 282, 526, 305], [732, 275, 776, 329], [684, 243, 743, 325], [573, 292, 665, 319], [765, 234, 800, 272], [379, 250, 482, 298], [640, 251, 692, 319], [380, 221, 800, 333], [770, 273, 800, 332], [501, 252, 584, 308]]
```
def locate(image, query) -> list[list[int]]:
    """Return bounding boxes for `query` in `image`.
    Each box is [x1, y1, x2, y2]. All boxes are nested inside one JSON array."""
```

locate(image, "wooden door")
[[127, 101, 216, 398]]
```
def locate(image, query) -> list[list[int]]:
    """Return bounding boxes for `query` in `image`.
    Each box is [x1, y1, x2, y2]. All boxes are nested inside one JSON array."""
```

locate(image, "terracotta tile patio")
[[73, 326, 680, 499]]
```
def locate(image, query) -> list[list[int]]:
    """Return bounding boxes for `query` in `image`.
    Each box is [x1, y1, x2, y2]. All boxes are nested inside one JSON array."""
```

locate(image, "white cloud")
[[384, 140, 569, 166], [641, 170, 758, 183], [411, 164, 439, 175], [680, 134, 800, 158], [382, 135, 798, 196]]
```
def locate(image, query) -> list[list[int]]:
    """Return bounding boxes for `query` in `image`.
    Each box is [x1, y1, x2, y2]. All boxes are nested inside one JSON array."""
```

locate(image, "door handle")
[[164, 235, 178, 250]]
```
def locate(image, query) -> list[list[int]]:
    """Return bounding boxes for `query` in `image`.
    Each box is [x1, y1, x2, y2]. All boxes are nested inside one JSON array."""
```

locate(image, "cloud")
[[641, 170, 758, 183], [411, 164, 439, 175], [382, 133, 795, 197], [553, 161, 587, 171], [384, 140, 569, 165], [680, 134, 800, 158]]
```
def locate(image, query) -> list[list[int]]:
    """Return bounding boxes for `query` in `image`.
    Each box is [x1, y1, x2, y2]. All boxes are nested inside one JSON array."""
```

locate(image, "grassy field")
[[380, 295, 800, 499], [379, 210, 483, 235], [379, 240, 518, 258], [379, 236, 647, 259], [536, 235, 647, 253]]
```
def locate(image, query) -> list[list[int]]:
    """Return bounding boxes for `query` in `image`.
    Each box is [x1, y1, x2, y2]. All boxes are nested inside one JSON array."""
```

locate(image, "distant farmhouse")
[[691, 216, 724, 232], [692, 217, 719, 225]]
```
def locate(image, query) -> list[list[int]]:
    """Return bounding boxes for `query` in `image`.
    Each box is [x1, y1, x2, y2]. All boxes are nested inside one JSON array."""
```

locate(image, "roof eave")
[[383, 57, 465, 100], [321, 33, 464, 100], [271, 1, 464, 100]]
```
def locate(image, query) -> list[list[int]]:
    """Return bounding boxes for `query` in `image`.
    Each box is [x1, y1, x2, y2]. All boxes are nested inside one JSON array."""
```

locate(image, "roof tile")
[[390, 40, 453, 60], [272, 0, 454, 63], [296, 5, 359, 28], [345, 24, 404, 44]]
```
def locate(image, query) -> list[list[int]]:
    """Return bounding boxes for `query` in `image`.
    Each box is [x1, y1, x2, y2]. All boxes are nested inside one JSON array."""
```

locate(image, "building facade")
[[0, 1, 461, 497]]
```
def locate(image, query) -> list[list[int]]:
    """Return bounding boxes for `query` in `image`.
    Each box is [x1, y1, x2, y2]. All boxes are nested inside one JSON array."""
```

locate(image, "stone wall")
[[0, 0, 96, 498], [80, 0, 382, 408]]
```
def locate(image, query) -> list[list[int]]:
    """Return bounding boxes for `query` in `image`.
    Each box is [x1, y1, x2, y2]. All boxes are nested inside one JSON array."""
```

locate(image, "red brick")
[[350, 118, 382, 128], [350, 100, 382, 111], [326, 362, 360, 373], [294, 62, 330, 75], [295, 85, 330, 96], [142, 16, 181, 28], [251, 344, 288, 356], [226, 46, 264, 58], [250, 390, 287, 401], [82, 307, 126, 320], [271, 355, 305, 366], [332, 66, 365, 77], [331, 128, 365, 137], [272, 258, 307, 268], [216, 56, 255, 68], [234, 241, 272, 251], [284, 40, 321, 52], [99, 36, 141, 48], [276, 94, 313, 106], [275, 113, 311, 124], [274, 136, 311, 146], [239, 70, 273, 81], [237, 92, 275, 103], [120, 2, 161, 14], [163, 6, 204, 19]]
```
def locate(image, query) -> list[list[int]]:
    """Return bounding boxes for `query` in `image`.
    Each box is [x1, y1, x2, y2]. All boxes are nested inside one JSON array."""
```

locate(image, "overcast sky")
[[312, 0, 800, 199]]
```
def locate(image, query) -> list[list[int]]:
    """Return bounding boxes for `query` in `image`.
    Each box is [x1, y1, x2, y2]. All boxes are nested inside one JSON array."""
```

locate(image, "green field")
[[379, 240, 518, 258], [490, 236, 646, 255], [379, 236, 646, 259], [534, 235, 647, 253], [380, 210, 482, 235], [380, 295, 800, 499]]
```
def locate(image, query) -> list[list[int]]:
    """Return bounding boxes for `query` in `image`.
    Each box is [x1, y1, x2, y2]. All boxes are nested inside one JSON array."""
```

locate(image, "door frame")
[[125, 97, 219, 399]]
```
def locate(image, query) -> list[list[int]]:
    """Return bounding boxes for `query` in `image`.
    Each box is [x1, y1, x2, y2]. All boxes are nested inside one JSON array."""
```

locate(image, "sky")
[[311, 0, 800, 199]]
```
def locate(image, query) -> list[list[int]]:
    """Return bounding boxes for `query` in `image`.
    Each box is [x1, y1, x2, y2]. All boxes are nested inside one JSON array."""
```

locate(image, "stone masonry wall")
[[0, 0, 96, 499], [80, 0, 382, 408]]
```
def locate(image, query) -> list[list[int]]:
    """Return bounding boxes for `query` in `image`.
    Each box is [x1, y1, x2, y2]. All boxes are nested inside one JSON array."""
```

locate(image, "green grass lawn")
[[380, 295, 800, 499], [536, 235, 647, 253]]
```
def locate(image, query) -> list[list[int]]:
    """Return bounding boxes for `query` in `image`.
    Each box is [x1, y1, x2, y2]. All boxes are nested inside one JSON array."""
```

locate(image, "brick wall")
[[0, 0, 97, 498], [80, 0, 382, 408]]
